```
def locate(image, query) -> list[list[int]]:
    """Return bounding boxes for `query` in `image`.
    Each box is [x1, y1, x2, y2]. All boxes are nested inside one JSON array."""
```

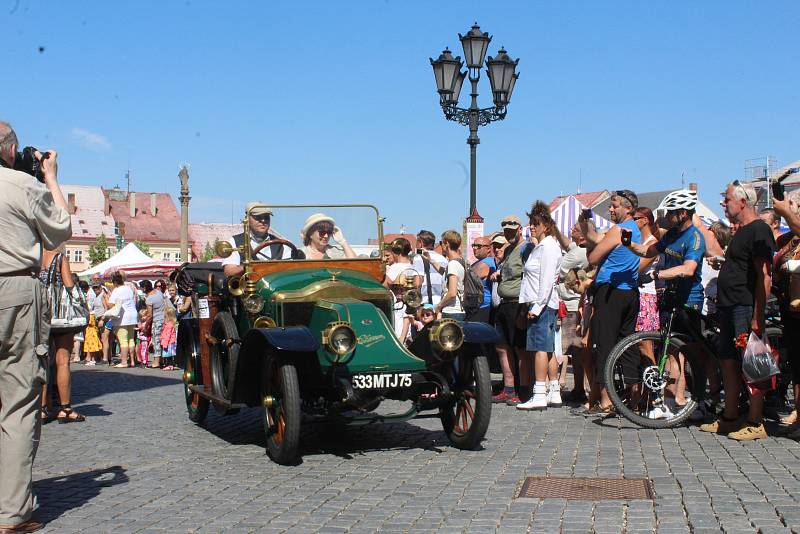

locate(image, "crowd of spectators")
[[387, 180, 800, 442]]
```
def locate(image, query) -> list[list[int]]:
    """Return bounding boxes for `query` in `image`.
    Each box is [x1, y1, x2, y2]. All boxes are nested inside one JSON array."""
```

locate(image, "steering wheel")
[[251, 239, 299, 259]]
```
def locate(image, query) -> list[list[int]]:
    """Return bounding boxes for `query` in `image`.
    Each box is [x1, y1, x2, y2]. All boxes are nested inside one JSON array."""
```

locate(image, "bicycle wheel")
[[605, 331, 700, 429]]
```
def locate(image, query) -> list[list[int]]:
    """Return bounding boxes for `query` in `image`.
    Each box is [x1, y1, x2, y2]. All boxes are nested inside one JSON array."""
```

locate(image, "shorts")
[[466, 306, 491, 323], [494, 301, 526, 349], [717, 304, 753, 361], [114, 325, 136, 350], [560, 311, 582, 355], [671, 304, 703, 340], [636, 292, 659, 332], [527, 306, 557, 352], [783, 311, 800, 383], [590, 284, 639, 384]]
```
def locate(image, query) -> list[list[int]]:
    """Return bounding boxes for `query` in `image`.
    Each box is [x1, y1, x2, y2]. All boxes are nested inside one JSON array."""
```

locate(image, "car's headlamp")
[[429, 319, 464, 352], [242, 294, 265, 314], [402, 288, 422, 308], [322, 321, 357, 357]]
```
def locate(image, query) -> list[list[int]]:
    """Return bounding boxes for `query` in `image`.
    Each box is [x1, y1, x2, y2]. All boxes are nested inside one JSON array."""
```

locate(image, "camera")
[[620, 228, 632, 246], [14, 146, 50, 182], [415, 248, 423, 255], [581, 208, 593, 220], [772, 181, 785, 201]]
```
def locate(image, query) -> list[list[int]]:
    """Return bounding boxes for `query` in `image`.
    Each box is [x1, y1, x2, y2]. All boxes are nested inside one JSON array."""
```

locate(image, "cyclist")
[[624, 189, 706, 418]]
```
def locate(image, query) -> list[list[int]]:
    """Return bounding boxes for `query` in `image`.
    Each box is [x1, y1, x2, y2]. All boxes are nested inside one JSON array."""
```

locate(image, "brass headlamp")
[[429, 319, 464, 352]]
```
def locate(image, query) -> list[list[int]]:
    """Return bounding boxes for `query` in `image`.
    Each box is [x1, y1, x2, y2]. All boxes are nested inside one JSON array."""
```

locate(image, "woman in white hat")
[[300, 213, 356, 260]]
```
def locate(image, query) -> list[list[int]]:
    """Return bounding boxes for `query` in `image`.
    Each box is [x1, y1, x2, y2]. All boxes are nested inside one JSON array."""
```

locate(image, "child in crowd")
[[135, 308, 152, 368], [161, 306, 178, 371], [400, 303, 437, 345]]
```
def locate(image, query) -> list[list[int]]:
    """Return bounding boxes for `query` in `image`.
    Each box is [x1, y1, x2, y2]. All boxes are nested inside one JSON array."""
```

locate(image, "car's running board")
[[188, 385, 247, 410]]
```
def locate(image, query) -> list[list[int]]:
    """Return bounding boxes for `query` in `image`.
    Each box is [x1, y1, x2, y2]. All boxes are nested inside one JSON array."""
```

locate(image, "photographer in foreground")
[[0, 121, 71, 533]]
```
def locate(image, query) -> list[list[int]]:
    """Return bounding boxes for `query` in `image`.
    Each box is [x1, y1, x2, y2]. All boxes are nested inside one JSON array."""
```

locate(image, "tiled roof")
[[189, 223, 243, 259], [104, 188, 182, 243], [549, 191, 609, 211], [188, 223, 290, 260], [61, 184, 116, 240]]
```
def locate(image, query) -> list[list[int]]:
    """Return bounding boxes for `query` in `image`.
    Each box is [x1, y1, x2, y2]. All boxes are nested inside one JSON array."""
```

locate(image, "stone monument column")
[[179, 165, 191, 262]]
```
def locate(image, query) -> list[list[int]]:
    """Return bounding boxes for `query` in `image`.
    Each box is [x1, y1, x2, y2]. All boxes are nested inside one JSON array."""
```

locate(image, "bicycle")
[[603, 283, 715, 428]]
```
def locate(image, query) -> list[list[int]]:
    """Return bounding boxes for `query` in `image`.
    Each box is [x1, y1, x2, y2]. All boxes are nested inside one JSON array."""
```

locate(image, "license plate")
[[351, 372, 412, 389]]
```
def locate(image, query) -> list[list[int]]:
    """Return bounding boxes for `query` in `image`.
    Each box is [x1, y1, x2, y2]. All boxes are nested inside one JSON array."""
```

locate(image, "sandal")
[[112, 363, 129, 368], [162, 365, 175, 371], [40, 407, 54, 424], [56, 405, 86, 424]]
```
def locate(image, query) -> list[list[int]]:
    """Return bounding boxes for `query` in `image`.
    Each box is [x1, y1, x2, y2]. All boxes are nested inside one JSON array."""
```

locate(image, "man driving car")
[[222, 202, 295, 277]]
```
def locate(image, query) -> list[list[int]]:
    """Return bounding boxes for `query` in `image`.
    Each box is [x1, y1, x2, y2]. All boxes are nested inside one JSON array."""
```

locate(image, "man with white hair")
[[700, 181, 774, 440]]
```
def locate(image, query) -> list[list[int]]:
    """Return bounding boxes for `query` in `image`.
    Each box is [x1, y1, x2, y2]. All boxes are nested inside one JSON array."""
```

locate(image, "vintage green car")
[[176, 204, 497, 464]]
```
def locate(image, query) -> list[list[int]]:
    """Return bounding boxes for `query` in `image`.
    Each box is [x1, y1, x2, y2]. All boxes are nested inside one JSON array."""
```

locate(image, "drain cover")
[[517, 477, 654, 500]]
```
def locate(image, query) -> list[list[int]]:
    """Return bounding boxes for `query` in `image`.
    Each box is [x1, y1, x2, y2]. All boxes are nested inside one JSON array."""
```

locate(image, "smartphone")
[[620, 229, 632, 246], [582, 208, 593, 220], [772, 181, 785, 201], [415, 248, 423, 255]]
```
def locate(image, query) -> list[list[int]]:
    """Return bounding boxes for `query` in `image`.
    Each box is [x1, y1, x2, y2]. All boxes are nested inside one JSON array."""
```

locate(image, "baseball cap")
[[500, 215, 521, 228], [491, 234, 508, 245], [422, 303, 435, 311], [245, 202, 273, 216]]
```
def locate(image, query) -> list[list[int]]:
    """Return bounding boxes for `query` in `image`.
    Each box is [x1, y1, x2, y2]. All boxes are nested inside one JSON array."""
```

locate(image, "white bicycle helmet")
[[657, 189, 697, 212]]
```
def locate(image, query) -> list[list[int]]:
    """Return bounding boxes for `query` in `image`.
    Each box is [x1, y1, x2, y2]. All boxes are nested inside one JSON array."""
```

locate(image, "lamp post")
[[430, 23, 520, 216]]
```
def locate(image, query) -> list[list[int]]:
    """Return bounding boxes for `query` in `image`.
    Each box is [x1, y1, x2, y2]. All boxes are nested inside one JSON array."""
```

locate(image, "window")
[[73, 249, 83, 262], [162, 252, 172, 261], [65, 249, 72, 261]]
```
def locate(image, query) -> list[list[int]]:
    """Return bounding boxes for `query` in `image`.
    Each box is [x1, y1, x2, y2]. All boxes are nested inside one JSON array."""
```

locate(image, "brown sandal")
[[57, 405, 86, 424]]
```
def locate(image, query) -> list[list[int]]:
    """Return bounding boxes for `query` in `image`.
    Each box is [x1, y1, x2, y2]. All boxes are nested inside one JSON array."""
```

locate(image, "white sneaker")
[[647, 404, 674, 420], [547, 386, 562, 407], [517, 385, 548, 411]]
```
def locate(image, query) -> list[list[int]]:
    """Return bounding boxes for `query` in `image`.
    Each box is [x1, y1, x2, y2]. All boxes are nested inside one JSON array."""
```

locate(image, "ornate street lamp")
[[430, 23, 519, 216]]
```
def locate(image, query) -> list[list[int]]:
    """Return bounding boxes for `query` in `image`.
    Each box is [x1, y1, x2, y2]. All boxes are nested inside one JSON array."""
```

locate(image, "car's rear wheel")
[[261, 355, 301, 465], [440, 354, 491, 450], [210, 311, 239, 402], [180, 321, 209, 424]]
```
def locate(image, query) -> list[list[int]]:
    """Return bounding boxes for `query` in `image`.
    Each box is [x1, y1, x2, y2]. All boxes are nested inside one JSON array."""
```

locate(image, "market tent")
[[77, 242, 155, 278], [551, 195, 614, 237], [102, 261, 183, 280]]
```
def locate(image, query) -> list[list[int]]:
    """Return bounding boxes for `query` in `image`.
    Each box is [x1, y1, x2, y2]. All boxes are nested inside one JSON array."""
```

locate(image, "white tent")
[[77, 242, 154, 278], [551, 195, 615, 237]]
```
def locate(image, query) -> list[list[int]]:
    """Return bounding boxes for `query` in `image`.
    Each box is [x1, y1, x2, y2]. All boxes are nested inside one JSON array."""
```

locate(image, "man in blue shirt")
[[580, 189, 641, 415], [626, 189, 706, 417]]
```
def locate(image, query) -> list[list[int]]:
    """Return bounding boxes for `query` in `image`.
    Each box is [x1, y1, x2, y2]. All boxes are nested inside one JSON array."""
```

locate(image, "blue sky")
[[3, 1, 798, 236]]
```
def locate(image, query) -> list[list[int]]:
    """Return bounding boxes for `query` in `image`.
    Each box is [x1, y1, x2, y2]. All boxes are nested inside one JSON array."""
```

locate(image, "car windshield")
[[244, 204, 382, 262]]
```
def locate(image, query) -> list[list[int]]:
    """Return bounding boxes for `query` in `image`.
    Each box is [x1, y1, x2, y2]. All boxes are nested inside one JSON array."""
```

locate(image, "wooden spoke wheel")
[[440, 355, 491, 450], [180, 322, 209, 424], [261, 356, 301, 464]]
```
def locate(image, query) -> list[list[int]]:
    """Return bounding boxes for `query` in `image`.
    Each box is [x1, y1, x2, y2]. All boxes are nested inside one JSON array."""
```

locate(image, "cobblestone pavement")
[[31, 365, 800, 533]]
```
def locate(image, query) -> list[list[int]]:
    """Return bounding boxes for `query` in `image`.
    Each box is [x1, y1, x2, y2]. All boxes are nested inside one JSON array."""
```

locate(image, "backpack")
[[457, 258, 485, 313]]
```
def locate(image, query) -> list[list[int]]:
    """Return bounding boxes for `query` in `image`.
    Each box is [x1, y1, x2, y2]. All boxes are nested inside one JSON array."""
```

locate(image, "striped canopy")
[[551, 195, 614, 236]]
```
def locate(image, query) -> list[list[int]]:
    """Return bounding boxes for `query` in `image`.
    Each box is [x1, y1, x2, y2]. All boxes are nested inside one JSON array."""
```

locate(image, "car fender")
[[462, 321, 500, 344], [242, 326, 320, 353], [233, 327, 320, 405]]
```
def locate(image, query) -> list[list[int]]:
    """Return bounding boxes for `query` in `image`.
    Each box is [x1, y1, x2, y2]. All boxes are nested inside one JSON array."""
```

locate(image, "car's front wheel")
[[261, 355, 301, 465], [440, 354, 491, 450]]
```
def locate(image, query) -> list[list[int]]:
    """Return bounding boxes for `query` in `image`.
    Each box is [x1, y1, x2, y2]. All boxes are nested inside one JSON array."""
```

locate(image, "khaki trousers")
[[0, 276, 48, 526]]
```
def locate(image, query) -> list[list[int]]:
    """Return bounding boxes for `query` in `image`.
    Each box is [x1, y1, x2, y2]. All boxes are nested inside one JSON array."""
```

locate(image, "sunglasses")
[[471, 243, 489, 248], [252, 214, 271, 222], [729, 180, 756, 204], [501, 220, 519, 227], [614, 190, 637, 208], [316, 225, 334, 236]]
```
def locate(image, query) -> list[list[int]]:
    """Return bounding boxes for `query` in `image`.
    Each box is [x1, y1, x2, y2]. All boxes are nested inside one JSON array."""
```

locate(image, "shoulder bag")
[[46, 254, 90, 335]]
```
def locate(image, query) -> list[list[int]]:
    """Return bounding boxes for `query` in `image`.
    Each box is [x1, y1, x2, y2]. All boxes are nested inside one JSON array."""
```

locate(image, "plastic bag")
[[742, 332, 780, 384]]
